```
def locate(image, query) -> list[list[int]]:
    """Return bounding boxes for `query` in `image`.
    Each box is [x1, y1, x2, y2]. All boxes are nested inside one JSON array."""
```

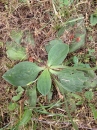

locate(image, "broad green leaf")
[[84, 90, 94, 101], [58, 69, 88, 92], [6, 45, 27, 60], [74, 63, 96, 78], [19, 109, 32, 126], [74, 63, 97, 88], [10, 30, 23, 44], [27, 87, 37, 107], [37, 69, 51, 96], [90, 14, 97, 26], [45, 39, 63, 53], [3, 61, 42, 86], [47, 90, 53, 102], [47, 42, 69, 66], [8, 102, 18, 111]]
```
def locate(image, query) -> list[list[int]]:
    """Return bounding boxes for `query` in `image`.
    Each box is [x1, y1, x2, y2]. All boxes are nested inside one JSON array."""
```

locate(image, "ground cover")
[[0, 0, 97, 130]]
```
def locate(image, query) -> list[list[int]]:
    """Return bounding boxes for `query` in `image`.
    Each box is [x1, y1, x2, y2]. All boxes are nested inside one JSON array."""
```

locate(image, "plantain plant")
[[3, 39, 97, 96], [3, 39, 97, 129]]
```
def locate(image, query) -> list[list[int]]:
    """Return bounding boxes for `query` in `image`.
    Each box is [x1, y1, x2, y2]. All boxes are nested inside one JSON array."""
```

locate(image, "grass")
[[0, 0, 97, 129]]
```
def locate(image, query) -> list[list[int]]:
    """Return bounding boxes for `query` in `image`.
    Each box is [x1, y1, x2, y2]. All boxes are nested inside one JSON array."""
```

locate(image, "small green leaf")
[[6, 46, 27, 60], [58, 69, 88, 92], [69, 33, 86, 53], [8, 102, 18, 111], [59, 0, 73, 6], [89, 103, 97, 120], [0, 41, 3, 47], [10, 30, 23, 44], [70, 93, 83, 105], [90, 14, 97, 26], [71, 93, 82, 100], [19, 109, 32, 126], [25, 32, 34, 45], [47, 41, 69, 66], [76, 101, 83, 106], [84, 90, 94, 101], [37, 69, 51, 96], [12, 94, 22, 101], [73, 56, 78, 64], [16, 86, 24, 93], [65, 0, 70, 5], [27, 87, 37, 107], [3, 61, 42, 86], [19, 0, 27, 3]]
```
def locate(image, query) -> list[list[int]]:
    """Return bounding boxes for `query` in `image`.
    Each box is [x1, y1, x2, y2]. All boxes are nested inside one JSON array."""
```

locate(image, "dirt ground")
[[0, 0, 97, 129]]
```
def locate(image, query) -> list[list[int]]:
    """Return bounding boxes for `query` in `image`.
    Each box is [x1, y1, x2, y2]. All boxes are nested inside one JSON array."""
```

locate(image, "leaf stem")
[[50, 65, 97, 71]]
